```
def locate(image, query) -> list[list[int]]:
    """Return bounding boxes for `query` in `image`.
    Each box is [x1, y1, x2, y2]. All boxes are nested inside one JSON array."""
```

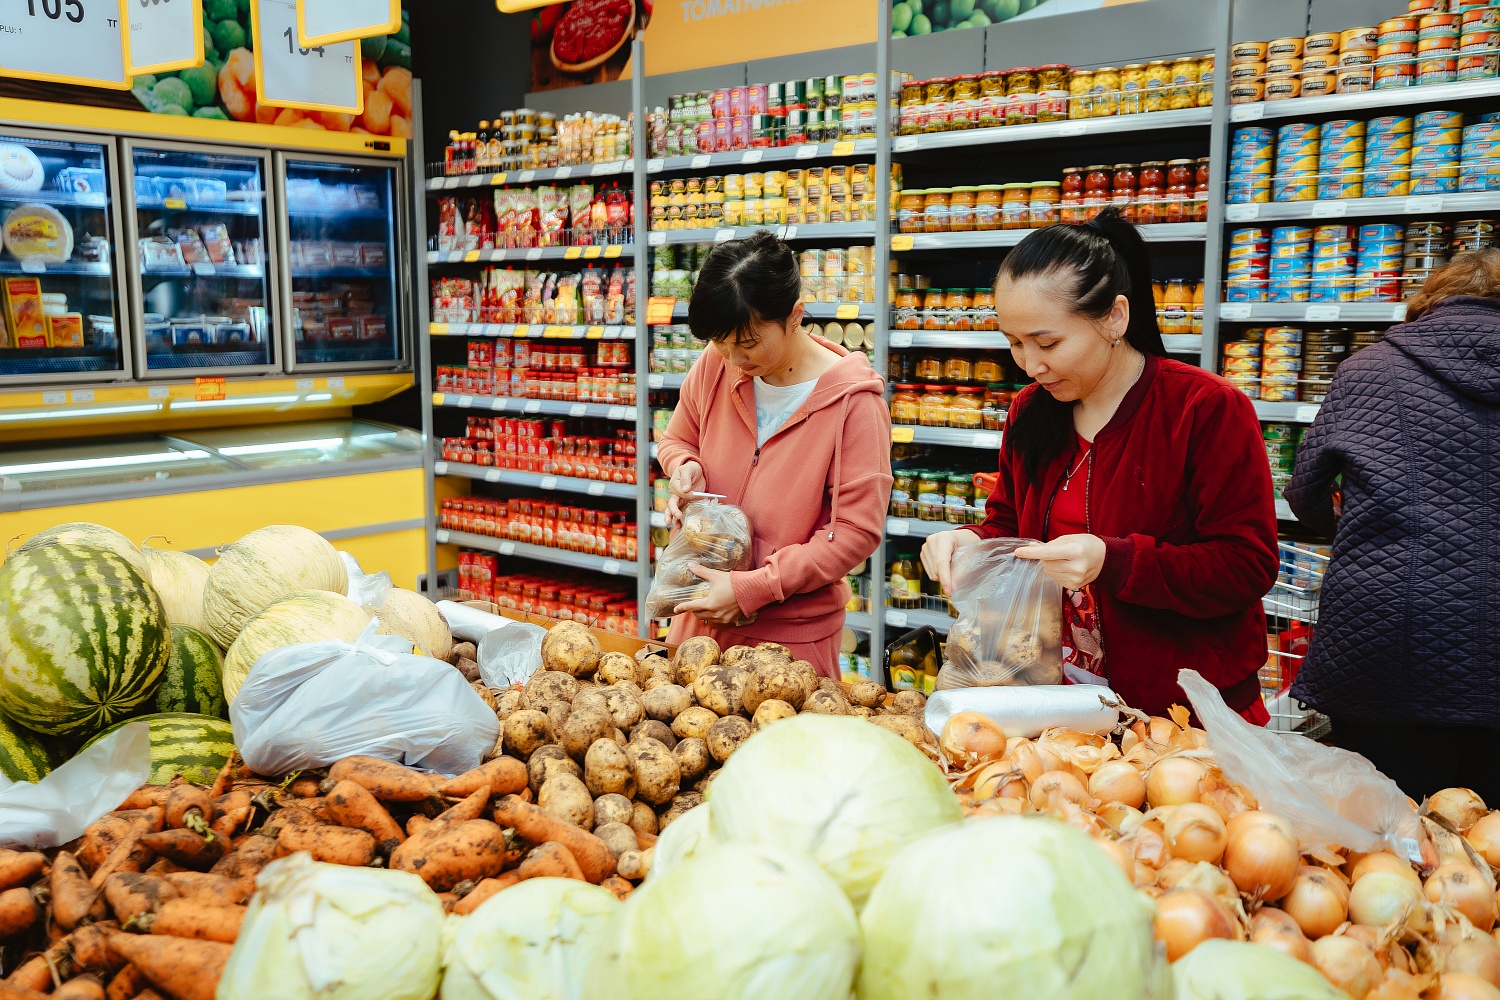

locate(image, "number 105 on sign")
[[250, 0, 363, 113], [0, 0, 131, 89]]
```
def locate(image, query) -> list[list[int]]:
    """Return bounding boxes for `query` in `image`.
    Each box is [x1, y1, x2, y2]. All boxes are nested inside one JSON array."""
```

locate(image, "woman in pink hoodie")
[[656, 232, 893, 678]]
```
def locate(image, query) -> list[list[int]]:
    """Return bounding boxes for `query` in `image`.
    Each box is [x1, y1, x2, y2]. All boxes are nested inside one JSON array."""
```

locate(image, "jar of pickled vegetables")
[[1120, 63, 1147, 114], [921, 292, 946, 332], [1029, 181, 1061, 226], [949, 186, 977, 232], [915, 349, 943, 380], [890, 384, 920, 424], [945, 473, 974, 522], [945, 290, 973, 333], [1005, 67, 1039, 125], [975, 185, 1003, 230], [895, 287, 922, 329], [1068, 69, 1094, 120], [972, 478, 991, 522], [978, 72, 1006, 127], [972, 288, 999, 331], [951, 74, 981, 129], [1001, 184, 1030, 229], [1167, 158, 1194, 188], [917, 472, 946, 521], [925, 78, 952, 105], [1144, 60, 1172, 112], [1091, 67, 1121, 117], [1037, 63, 1071, 122], [1169, 56, 1200, 109], [891, 472, 917, 517], [888, 351, 913, 382], [898, 189, 926, 233], [950, 388, 984, 429], [973, 352, 1001, 383], [919, 386, 952, 427], [1196, 55, 1215, 107], [899, 79, 925, 136], [923, 189, 951, 233]]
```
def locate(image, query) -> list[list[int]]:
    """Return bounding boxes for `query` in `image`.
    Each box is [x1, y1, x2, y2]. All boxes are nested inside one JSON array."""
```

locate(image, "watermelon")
[[155, 625, 227, 718], [0, 710, 56, 783], [13, 522, 148, 577], [83, 712, 234, 786], [0, 543, 170, 737]]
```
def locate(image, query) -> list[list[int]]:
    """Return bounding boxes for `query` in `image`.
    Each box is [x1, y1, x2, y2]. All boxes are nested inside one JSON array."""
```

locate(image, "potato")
[[630, 800, 659, 839], [693, 663, 748, 716], [672, 636, 720, 686], [638, 653, 670, 682], [603, 685, 645, 730], [660, 792, 704, 829], [596, 651, 638, 685], [617, 848, 651, 881], [892, 690, 927, 716], [692, 767, 720, 794], [522, 670, 579, 709], [613, 727, 628, 746], [542, 701, 572, 734], [528, 745, 581, 796], [817, 677, 845, 696], [755, 642, 793, 663], [573, 688, 609, 715], [541, 621, 602, 678], [672, 737, 710, 783], [751, 699, 796, 731], [790, 660, 820, 704], [848, 680, 886, 709], [850, 705, 875, 719], [742, 658, 806, 713], [539, 773, 594, 830], [448, 640, 478, 666], [560, 706, 615, 760], [627, 737, 681, 806], [801, 689, 849, 716], [630, 719, 676, 748], [720, 645, 753, 667], [584, 738, 637, 798], [642, 662, 676, 691], [871, 713, 932, 748], [503, 710, 553, 758], [593, 793, 635, 829], [642, 684, 693, 723], [671, 706, 719, 740], [706, 715, 752, 763], [593, 822, 639, 860], [495, 689, 523, 718]]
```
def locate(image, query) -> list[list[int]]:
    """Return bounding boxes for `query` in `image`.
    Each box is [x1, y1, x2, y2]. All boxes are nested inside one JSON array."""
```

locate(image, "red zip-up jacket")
[[966, 355, 1280, 717]]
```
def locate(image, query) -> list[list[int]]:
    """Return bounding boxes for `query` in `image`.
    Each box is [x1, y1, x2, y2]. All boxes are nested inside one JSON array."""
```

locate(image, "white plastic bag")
[[231, 620, 499, 777], [0, 722, 151, 849], [923, 685, 1121, 740], [341, 551, 393, 608], [437, 601, 512, 644], [477, 621, 548, 689], [1178, 668, 1424, 861]]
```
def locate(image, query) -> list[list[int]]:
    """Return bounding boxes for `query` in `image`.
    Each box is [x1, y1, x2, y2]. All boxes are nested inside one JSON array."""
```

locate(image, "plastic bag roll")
[[436, 600, 513, 643], [923, 685, 1122, 740]]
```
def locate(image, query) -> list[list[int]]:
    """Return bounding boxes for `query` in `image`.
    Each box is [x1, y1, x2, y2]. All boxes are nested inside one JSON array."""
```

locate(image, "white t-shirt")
[[753, 376, 818, 446]]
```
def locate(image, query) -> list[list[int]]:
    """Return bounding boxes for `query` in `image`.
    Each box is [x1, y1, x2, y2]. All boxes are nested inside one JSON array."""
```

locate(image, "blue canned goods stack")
[[1310, 224, 1357, 301], [1460, 113, 1500, 190], [1226, 226, 1270, 301], [1261, 326, 1305, 403], [1274, 122, 1319, 202], [1364, 115, 1414, 198], [1412, 109, 1462, 194], [1228, 126, 1273, 204], [1355, 223, 1404, 301], [1269, 226, 1312, 302], [1319, 119, 1366, 199]]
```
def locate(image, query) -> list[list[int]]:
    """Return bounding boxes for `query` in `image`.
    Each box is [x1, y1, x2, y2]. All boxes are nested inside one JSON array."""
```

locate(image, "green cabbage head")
[[1172, 939, 1345, 1000]]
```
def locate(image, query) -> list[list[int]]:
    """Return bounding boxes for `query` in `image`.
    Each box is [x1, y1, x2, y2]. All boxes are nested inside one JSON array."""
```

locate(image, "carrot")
[[493, 795, 617, 884], [391, 819, 506, 891], [0, 851, 45, 892], [452, 873, 522, 915], [517, 842, 584, 881], [143, 858, 189, 877], [322, 781, 405, 855], [91, 809, 164, 888], [207, 807, 249, 842], [599, 875, 634, 901], [137, 831, 224, 872], [159, 875, 245, 908], [76, 817, 130, 875], [136, 992, 165, 1000], [67, 922, 123, 975], [207, 836, 276, 886], [288, 777, 321, 798], [3, 955, 53, 992], [52, 851, 107, 931], [258, 806, 325, 839], [107, 934, 230, 1000], [53, 975, 105, 1000], [326, 757, 442, 802], [146, 900, 243, 944], [637, 830, 659, 849], [103, 964, 145, 1000], [434, 892, 459, 913], [102, 874, 178, 929], [438, 758, 527, 800], [163, 786, 213, 833], [211, 788, 252, 816], [275, 825, 376, 867], [406, 815, 430, 838], [117, 787, 170, 811], [0, 885, 42, 937], [207, 754, 236, 800]]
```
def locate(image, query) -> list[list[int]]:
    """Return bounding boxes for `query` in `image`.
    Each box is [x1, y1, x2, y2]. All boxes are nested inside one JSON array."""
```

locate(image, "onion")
[[1344, 924, 1392, 968], [1250, 918, 1313, 964], [1224, 821, 1299, 901], [1431, 790, 1490, 835], [1097, 802, 1146, 836], [1468, 814, 1500, 869], [1252, 908, 1302, 935], [1350, 871, 1426, 932], [940, 712, 1007, 764], [1156, 858, 1196, 889], [1169, 861, 1241, 912], [1444, 934, 1500, 987], [1425, 864, 1497, 932], [1312, 935, 1382, 999], [1436, 973, 1500, 1000], [1088, 760, 1147, 808], [1145, 757, 1206, 808], [1135, 716, 1179, 746], [1127, 822, 1170, 869], [1226, 809, 1297, 844], [1010, 742, 1046, 783], [1028, 770, 1089, 811], [1351, 853, 1423, 890], [970, 761, 1019, 801], [1165, 803, 1228, 864], [1153, 888, 1237, 961], [993, 796, 1025, 815], [1095, 837, 1137, 880], [1368, 968, 1424, 1000], [1004, 736, 1029, 756], [1284, 868, 1350, 939]]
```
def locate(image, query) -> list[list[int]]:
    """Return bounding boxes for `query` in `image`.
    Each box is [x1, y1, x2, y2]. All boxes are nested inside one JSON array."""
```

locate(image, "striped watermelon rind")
[[0, 543, 170, 737], [82, 712, 234, 786], [156, 624, 227, 719], [0, 709, 56, 783]]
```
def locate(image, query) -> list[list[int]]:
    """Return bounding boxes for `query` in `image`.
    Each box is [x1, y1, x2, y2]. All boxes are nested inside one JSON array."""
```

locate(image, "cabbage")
[[649, 802, 711, 880], [218, 852, 445, 1000], [440, 878, 619, 1000], [708, 715, 961, 908], [585, 841, 860, 1000], [1172, 940, 1344, 1000], [857, 816, 1163, 1000]]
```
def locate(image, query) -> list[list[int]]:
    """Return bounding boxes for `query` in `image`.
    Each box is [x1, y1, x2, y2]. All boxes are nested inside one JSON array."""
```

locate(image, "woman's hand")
[[666, 460, 706, 523], [1014, 534, 1107, 591], [920, 529, 982, 595], [673, 562, 751, 626]]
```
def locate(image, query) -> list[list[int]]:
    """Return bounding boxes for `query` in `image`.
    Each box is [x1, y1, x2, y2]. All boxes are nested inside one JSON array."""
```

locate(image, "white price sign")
[[124, 0, 203, 75], [295, 0, 397, 47], [251, 0, 362, 114], [0, 0, 131, 89]]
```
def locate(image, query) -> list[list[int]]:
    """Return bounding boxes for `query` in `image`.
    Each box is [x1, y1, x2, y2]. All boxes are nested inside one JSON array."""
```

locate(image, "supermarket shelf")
[[430, 322, 634, 340], [648, 222, 875, 246], [894, 426, 1002, 449], [1163, 334, 1204, 353], [1229, 78, 1500, 124], [1219, 302, 1407, 323], [431, 393, 638, 420], [885, 517, 954, 538], [432, 461, 636, 499], [285, 208, 391, 221], [0, 189, 107, 208], [663, 301, 876, 323], [0, 260, 110, 276], [648, 139, 879, 174], [646, 373, 687, 389], [1254, 400, 1321, 423], [1224, 191, 1500, 224], [892, 106, 1213, 153], [426, 245, 633, 265], [1276, 499, 1295, 521], [845, 610, 875, 633], [889, 330, 1003, 349], [427, 160, 633, 190], [142, 264, 264, 279], [138, 199, 262, 216], [881, 605, 954, 634], [434, 529, 633, 575], [896, 222, 1205, 250], [1263, 594, 1316, 623], [295, 267, 390, 279]]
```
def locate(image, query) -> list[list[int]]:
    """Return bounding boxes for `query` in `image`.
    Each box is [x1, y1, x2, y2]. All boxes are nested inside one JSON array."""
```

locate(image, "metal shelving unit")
[[430, 323, 634, 340], [896, 223, 1207, 251], [426, 245, 633, 264], [433, 461, 637, 499], [647, 138, 880, 173], [431, 393, 638, 420], [435, 528, 634, 576], [648, 222, 876, 246], [1219, 302, 1408, 324]]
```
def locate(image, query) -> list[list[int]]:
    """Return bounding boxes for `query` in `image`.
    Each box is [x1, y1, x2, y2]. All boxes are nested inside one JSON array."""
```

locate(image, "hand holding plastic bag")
[[0, 722, 151, 849], [936, 538, 1064, 690], [1178, 668, 1424, 861], [646, 498, 753, 620], [231, 620, 499, 777]]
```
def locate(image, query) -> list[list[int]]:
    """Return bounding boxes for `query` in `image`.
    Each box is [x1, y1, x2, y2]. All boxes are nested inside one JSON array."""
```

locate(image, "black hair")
[[686, 229, 802, 344], [995, 209, 1167, 481]]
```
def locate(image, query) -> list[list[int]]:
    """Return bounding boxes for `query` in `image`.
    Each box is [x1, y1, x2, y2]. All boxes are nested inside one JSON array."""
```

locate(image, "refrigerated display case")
[[0, 127, 129, 385], [277, 154, 407, 371], [123, 140, 280, 377]]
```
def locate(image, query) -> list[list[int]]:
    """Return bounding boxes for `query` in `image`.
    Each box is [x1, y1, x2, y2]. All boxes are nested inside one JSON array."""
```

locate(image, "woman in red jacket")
[[921, 211, 1279, 718]]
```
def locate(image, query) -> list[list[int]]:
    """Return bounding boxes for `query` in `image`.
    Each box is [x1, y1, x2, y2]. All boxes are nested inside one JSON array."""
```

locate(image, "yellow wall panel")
[[337, 529, 427, 591]]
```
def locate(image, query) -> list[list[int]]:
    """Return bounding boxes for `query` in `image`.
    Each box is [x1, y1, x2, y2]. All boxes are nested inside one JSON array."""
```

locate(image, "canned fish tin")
[[1314, 224, 1355, 241], [1267, 55, 1304, 76], [1233, 226, 1274, 245], [1361, 223, 1404, 240], [1459, 52, 1500, 78], [1380, 15, 1421, 40], [1261, 384, 1300, 402], [1323, 118, 1367, 139], [1266, 77, 1302, 100], [1223, 341, 1264, 359], [1302, 74, 1338, 96], [1230, 61, 1267, 82], [1337, 67, 1376, 92], [1272, 226, 1314, 242], [1369, 114, 1416, 133], [1264, 326, 1305, 344], [1264, 357, 1304, 374], [1263, 342, 1305, 359], [1461, 28, 1500, 50], [1418, 11, 1459, 32], [1342, 26, 1380, 49], [1304, 52, 1341, 73], [1416, 109, 1463, 129], [1232, 40, 1270, 62], [1306, 31, 1342, 56], [1462, 4, 1500, 29], [1419, 57, 1459, 81], [1231, 81, 1267, 103]]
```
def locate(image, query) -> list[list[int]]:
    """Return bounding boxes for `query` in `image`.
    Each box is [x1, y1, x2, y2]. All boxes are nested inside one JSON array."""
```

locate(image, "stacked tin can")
[[1460, 113, 1500, 190], [1404, 219, 1453, 296], [1318, 120, 1366, 199], [1274, 122, 1319, 201], [1222, 328, 1263, 398], [1262, 327, 1305, 402], [1311, 225, 1357, 301], [1355, 223, 1404, 301], [1301, 329, 1349, 401], [1454, 217, 1499, 251], [1269, 226, 1312, 302], [1459, 3, 1500, 80], [1263, 423, 1301, 498], [1350, 329, 1387, 354], [1364, 116, 1414, 198], [1417, 9, 1461, 84], [1228, 127, 1274, 204], [1226, 227, 1271, 301], [1412, 110, 1463, 193]]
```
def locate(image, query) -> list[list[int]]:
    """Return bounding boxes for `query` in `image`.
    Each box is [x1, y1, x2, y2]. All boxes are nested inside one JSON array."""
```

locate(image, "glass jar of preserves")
[[919, 386, 952, 427], [1163, 183, 1189, 223], [1191, 281, 1205, 334], [944, 351, 973, 380], [1037, 63, 1071, 122], [1162, 278, 1192, 333], [1144, 60, 1172, 112], [1084, 165, 1112, 219], [973, 352, 1002, 383], [888, 351, 913, 382], [1068, 69, 1093, 119], [1167, 158, 1194, 188], [951, 74, 981, 129], [1005, 67, 1039, 125], [1120, 63, 1147, 114], [948, 186, 977, 232], [924, 77, 952, 106], [895, 287, 922, 330], [891, 473, 917, 518], [982, 384, 1007, 430], [1197, 55, 1215, 107], [899, 78, 925, 132], [923, 188, 951, 233], [950, 388, 984, 429], [1169, 56, 1200, 109], [890, 384, 920, 425], [1195, 156, 1211, 190], [971, 477, 991, 523], [1091, 67, 1121, 117], [914, 350, 943, 380], [975, 185, 1003, 230], [945, 289, 973, 333], [917, 472, 946, 521], [946, 473, 974, 522], [1112, 163, 1138, 215], [1001, 184, 1030, 230], [898, 189, 926, 233], [1029, 181, 1061, 226], [972, 288, 999, 331], [1061, 166, 1085, 223], [921, 291, 946, 332], [1140, 160, 1166, 191], [890, 552, 922, 606], [977, 72, 1004, 127]]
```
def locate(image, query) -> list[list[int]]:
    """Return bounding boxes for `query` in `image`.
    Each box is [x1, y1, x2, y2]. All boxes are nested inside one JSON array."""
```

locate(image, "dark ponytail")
[[996, 209, 1167, 480], [687, 229, 802, 344]]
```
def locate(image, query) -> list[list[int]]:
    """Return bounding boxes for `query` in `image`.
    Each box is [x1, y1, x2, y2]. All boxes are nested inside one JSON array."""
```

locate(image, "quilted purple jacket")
[[1286, 295, 1500, 725]]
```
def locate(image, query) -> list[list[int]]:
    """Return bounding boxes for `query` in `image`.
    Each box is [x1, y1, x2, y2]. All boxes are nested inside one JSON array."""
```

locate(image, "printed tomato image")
[[531, 0, 651, 90]]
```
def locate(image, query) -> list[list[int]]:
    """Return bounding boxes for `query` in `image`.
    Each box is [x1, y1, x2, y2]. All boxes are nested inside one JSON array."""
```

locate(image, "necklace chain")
[[1064, 354, 1145, 493]]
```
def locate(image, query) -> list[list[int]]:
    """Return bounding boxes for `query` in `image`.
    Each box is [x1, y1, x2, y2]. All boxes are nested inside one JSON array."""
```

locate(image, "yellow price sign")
[[586, 326, 605, 339], [891, 234, 914, 252], [431, 392, 447, 406], [604, 245, 622, 258], [430, 323, 450, 334], [891, 426, 915, 444], [544, 325, 571, 338], [464, 250, 482, 262], [564, 247, 583, 259], [512, 325, 530, 337], [645, 297, 677, 325], [835, 304, 860, 320], [490, 173, 508, 186], [831, 141, 856, 156], [164, 198, 188, 210], [583, 246, 603, 259]]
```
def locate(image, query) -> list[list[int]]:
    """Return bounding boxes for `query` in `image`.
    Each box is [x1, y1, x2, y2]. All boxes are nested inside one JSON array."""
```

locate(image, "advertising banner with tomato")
[[891, 0, 1148, 37], [530, 0, 648, 91]]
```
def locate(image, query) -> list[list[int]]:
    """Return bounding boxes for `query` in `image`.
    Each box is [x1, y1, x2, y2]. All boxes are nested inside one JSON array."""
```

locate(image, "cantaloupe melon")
[[369, 588, 453, 662], [222, 590, 370, 703], [202, 525, 347, 649]]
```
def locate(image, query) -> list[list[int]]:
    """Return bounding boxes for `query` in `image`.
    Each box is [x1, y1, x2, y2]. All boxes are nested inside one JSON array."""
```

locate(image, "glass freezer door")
[[0, 131, 125, 383], [280, 156, 403, 369], [127, 144, 277, 375]]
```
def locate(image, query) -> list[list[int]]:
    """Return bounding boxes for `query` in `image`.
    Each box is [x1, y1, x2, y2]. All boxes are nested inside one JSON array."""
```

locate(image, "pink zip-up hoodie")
[[656, 335, 893, 646]]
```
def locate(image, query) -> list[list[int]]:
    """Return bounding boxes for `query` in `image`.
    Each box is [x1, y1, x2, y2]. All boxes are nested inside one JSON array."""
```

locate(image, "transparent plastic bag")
[[1178, 668, 1425, 861], [478, 621, 549, 689], [645, 498, 753, 619], [340, 551, 393, 608], [0, 722, 152, 849], [935, 538, 1063, 691]]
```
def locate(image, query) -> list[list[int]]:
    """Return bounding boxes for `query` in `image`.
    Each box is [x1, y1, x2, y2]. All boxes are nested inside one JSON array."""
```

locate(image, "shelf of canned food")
[[435, 529, 636, 576], [433, 461, 638, 499], [431, 394, 639, 421], [647, 222, 876, 245], [428, 160, 634, 190], [1218, 302, 1408, 322], [1224, 190, 1500, 222], [892, 223, 1207, 251], [892, 106, 1214, 153], [646, 139, 880, 173], [427, 245, 634, 265], [430, 323, 635, 340], [891, 425, 1003, 449]]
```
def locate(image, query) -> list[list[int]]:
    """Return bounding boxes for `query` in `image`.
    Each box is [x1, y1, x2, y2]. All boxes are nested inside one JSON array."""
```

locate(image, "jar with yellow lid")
[[1120, 63, 1148, 115], [975, 185, 1003, 230], [895, 288, 922, 330], [898, 189, 926, 234], [919, 386, 952, 428], [890, 384, 920, 425], [1068, 69, 1094, 119], [923, 189, 951, 233], [1091, 67, 1121, 117], [950, 389, 984, 430], [974, 351, 1002, 383], [1169, 56, 1200, 109], [948, 187, 978, 232], [1029, 181, 1061, 226], [972, 288, 999, 331], [1001, 185, 1030, 230], [1144, 60, 1172, 112], [944, 290, 973, 333]]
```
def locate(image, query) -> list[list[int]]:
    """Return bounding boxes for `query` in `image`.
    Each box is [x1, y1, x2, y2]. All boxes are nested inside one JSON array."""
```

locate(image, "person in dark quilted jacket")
[[1287, 249, 1500, 802]]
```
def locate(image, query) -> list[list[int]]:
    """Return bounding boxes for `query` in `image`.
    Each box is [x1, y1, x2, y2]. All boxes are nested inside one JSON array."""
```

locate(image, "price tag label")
[[539, 476, 558, 490], [484, 324, 504, 336], [648, 231, 666, 246], [430, 322, 449, 334], [488, 249, 506, 261], [893, 136, 919, 152], [526, 247, 544, 260], [834, 304, 860, 320], [443, 177, 462, 190], [295, 377, 314, 389], [436, 529, 451, 543], [715, 228, 736, 242], [554, 165, 572, 179], [42, 390, 66, 404], [795, 144, 821, 159], [645, 297, 676, 324], [603, 326, 623, 339], [741, 149, 763, 164], [884, 609, 909, 628], [513, 325, 530, 337], [499, 541, 516, 556], [1295, 404, 1320, 422], [517, 170, 535, 183], [690, 154, 712, 168], [1305, 304, 1341, 321], [1225, 204, 1260, 221], [972, 432, 1002, 449], [71, 388, 94, 402], [446, 251, 464, 263], [588, 482, 606, 496], [604, 245, 622, 258], [889, 330, 913, 348], [125, 0, 204, 75], [19, 260, 44, 274], [540, 325, 566, 338], [296, 0, 398, 46], [648, 374, 664, 389], [490, 172, 507, 186], [456, 395, 473, 408], [148, 385, 170, 398], [831, 140, 855, 156], [1405, 195, 1444, 213], [1231, 102, 1266, 121], [602, 560, 623, 575], [1391, 303, 1407, 321], [887, 518, 909, 536], [890, 234, 914, 251], [430, 392, 445, 406], [193, 376, 226, 401], [1059, 120, 1089, 136], [606, 406, 625, 420], [463, 250, 481, 263], [523, 400, 541, 413], [192, 261, 216, 275], [563, 247, 583, 259], [891, 426, 915, 444], [646, 158, 665, 172], [583, 246, 602, 259], [586, 325, 605, 339], [624, 407, 638, 421], [568, 403, 587, 417], [0, 0, 130, 89], [491, 397, 511, 410], [252, 0, 363, 113], [485, 469, 502, 482], [781, 225, 798, 241], [1311, 200, 1348, 218], [1220, 303, 1253, 320], [433, 461, 449, 475]]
